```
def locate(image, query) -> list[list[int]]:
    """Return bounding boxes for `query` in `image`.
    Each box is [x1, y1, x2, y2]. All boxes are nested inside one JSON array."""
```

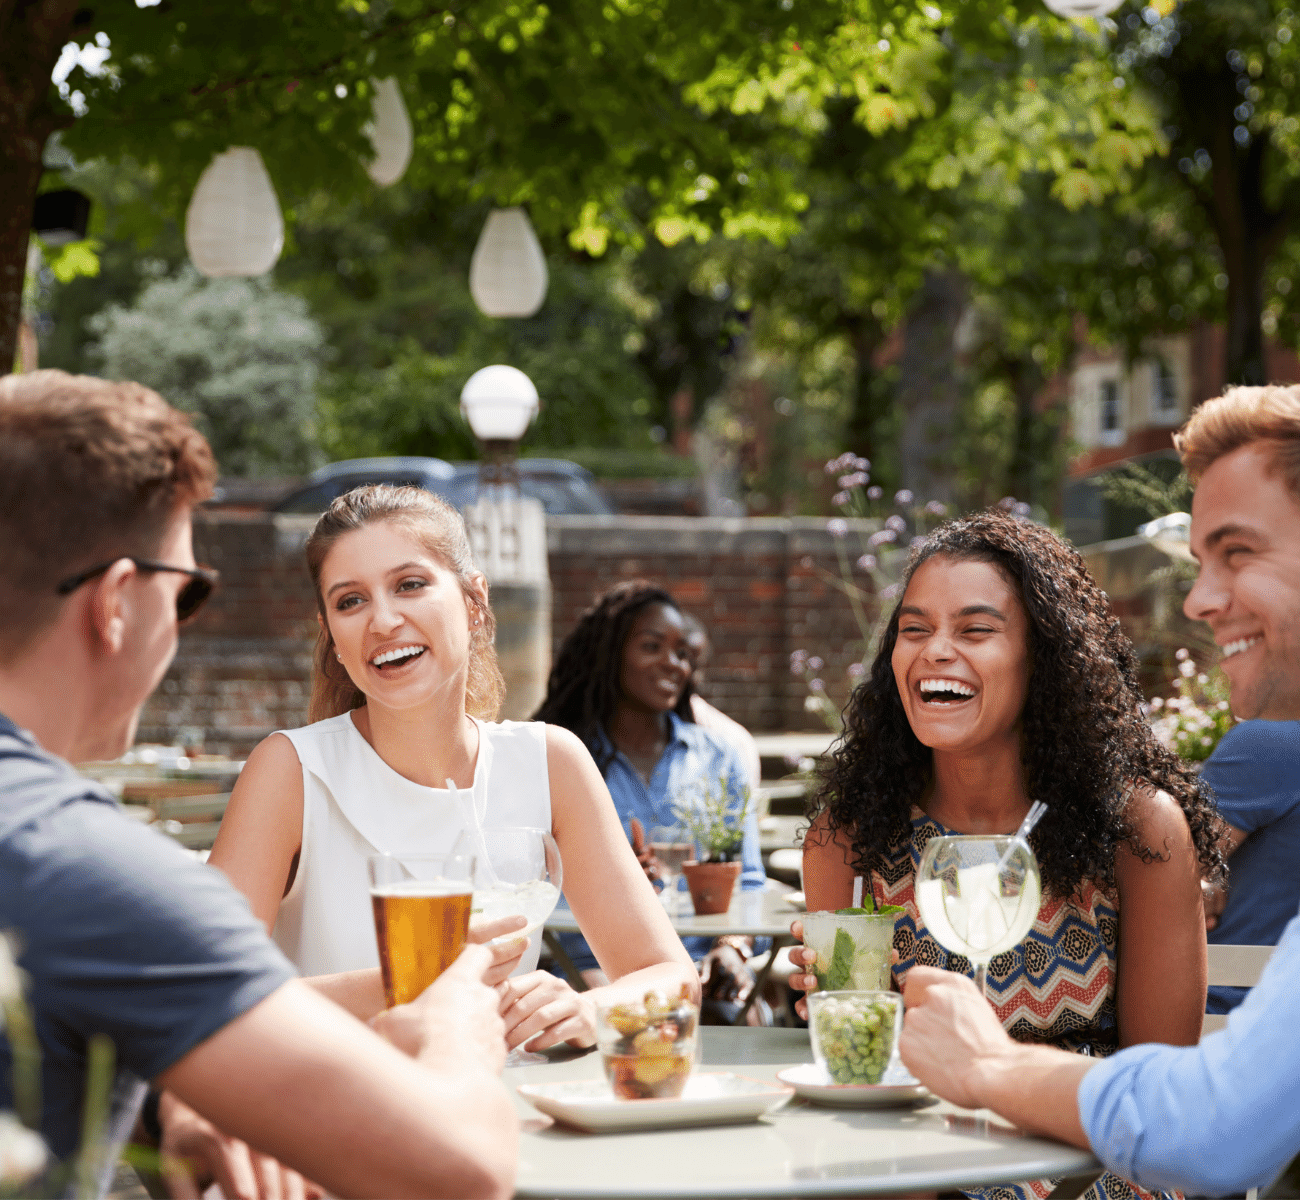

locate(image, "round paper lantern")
[[1043, 0, 1124, 16], [185, 147, 284, 277], [469, 208, 548, 318], [460, 365, 540, 441], [365, 77, 413, 187]]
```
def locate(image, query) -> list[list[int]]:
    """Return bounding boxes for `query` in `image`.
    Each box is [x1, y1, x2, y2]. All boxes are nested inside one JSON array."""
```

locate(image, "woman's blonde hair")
[[305, 485, 506, 724]]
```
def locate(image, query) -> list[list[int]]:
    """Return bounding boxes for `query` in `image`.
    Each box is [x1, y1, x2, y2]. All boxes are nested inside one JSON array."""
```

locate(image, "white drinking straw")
[[447, 777, 502, 889], [996, 801, 1048, 874], [851, 875, 863, 908]]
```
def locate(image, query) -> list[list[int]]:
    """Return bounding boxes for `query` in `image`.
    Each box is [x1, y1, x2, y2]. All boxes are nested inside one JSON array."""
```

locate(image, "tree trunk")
[[896, 270, 966, 506], [1003, 355, 1044, 508], [1180, 61, 1288, 388], [842, 315, 886, 454], [0, 0, 82, 375]]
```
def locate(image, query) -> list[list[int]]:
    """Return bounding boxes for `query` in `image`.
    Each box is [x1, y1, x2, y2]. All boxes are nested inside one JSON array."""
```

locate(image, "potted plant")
[[671, 776, 753, 915]]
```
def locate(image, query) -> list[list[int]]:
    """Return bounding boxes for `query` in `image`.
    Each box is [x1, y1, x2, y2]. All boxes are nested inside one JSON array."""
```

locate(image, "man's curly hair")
[[812, 509, 1225, 899], [533, 580, 694, 774]]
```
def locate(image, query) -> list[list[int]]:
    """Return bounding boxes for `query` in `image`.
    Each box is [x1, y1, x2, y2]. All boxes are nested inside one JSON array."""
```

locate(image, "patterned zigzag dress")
[[873, 807, 1177, 1200]]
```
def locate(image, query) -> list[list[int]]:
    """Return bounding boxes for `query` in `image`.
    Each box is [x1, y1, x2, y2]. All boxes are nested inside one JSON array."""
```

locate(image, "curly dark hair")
[[533, 580, 694, 773], [812, 509, 1225, 899]]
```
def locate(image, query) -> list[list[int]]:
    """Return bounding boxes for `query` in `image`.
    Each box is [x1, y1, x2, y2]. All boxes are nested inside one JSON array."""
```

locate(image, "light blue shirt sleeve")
[[728, 755, 765, 891], [1077, 909, 1300, 1197]]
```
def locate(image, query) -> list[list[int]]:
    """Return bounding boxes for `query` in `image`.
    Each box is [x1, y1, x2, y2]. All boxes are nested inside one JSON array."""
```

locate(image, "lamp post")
[[459, 364, 550, 719]]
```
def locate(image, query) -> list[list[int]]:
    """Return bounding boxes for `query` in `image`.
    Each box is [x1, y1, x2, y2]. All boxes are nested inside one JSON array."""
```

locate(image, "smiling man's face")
[[1185, 442, 1300, 720]]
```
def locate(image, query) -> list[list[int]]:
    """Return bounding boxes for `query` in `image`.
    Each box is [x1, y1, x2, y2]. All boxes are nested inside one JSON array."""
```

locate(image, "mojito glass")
[[802, 907, 899, 993]]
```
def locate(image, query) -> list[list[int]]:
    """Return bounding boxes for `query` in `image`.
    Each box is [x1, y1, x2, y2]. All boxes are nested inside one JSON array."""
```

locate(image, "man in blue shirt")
[[897, 384, 1300, 1197], [0, 371, 516, 1198], [1203, 719, 1300, 1012]]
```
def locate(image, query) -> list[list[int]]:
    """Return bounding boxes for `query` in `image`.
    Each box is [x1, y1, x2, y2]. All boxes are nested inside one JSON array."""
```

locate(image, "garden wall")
[[139, 512, 877, 756]]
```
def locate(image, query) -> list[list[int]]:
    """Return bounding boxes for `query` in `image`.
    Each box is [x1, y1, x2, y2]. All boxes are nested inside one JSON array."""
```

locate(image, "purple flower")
[[894, 489, 913, 505], [910, 535, 928, 548], [1013, 501, 1032, 519], [827, 518, 848, 538], [832, 491, 851, 508], [856, 554, 877, 571], [847, 662, 866, 681], [867, 486, 883, 500], [1175, 648, 1190, 661], [807, 656, 824, 670], [854, 456, 871, 472], [998, 496, 1017, 511], [808, 677, 826, 693], [838, 472, 869, 489], [885, 514, 906, 533], [868, 529, 896, 547], [924, 500, 947, 516], [880, 583, 901, 600]]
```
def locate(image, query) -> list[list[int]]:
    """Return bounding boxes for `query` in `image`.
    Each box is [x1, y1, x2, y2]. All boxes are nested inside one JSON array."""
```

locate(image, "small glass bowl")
[[807, 990, 903, 1086], [596, 990, 699, 1100]]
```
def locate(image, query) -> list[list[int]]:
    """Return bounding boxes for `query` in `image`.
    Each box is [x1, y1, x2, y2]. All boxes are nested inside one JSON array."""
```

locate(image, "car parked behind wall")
[[272, 456, 616, 517]]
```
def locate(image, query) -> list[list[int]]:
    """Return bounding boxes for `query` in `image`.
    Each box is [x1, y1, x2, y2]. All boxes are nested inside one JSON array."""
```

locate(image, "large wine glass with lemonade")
[[913, 834, 1041, 1000], [465, 826, 564, 1065]]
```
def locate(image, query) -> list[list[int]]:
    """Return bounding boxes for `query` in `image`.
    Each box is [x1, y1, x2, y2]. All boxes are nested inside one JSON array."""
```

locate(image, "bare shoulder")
[[219, 732, 303, 829], [237, 731, 304, 792], [1115, 782, 1196, 883], [542, 723, 597, 773]]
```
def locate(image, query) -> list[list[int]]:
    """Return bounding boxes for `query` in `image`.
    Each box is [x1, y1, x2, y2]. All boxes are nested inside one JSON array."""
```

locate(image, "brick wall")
[[140, 512, 880, 756]]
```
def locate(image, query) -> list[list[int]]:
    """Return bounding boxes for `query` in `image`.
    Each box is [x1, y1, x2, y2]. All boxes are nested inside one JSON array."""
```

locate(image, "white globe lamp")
[[460, 365, 540, 444], [1043, 0, 1124, 16], [364, 77, 413, 187], [185, 147, 284, 277], [469, 208, 548, 318]]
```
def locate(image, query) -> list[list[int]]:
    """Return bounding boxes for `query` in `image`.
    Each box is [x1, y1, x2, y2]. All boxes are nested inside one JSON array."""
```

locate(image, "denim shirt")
[[553, 712, 764, 973]]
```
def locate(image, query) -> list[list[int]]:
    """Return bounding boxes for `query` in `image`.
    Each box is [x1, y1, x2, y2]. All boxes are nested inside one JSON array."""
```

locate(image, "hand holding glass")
[[913, 835, 1041, 999], [368, 853, 475, 1007]]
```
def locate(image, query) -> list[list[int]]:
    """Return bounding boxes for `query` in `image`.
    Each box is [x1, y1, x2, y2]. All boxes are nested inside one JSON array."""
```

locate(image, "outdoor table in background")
[[507, 1026, 1102, 1199], [544, 886, 801, 1022]]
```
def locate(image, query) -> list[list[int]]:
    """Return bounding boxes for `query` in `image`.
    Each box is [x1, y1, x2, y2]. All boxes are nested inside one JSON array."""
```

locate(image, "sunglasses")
[[55, 558, 219, 622]]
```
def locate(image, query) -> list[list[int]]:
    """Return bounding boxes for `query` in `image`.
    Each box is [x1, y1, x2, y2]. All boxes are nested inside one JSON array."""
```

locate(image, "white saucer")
[[776, 1062, 932, 1108], [784, 891, 807, 911], [518, 1072, 793, 1133]]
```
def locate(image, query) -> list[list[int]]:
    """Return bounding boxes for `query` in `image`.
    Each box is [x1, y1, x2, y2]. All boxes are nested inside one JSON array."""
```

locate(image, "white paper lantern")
[[460, 365, 540, 441], [185, 147, 284, 277], [469, 208, 548, 318], [1043, 0, 1124, 16], [364, 77, 413, 187]]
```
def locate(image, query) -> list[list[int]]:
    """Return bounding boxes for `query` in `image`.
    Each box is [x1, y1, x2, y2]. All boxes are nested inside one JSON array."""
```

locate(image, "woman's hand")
[[786, 919, 820, 1020], [466, 914, 530, 986], [700, 942, 756, 1005], [628, 817, 663, 886], [497, 970, 597, 1051]]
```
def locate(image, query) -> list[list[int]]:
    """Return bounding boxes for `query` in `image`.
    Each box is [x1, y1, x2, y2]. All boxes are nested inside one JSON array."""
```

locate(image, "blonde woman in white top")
[[209, 484, 697, 1052]]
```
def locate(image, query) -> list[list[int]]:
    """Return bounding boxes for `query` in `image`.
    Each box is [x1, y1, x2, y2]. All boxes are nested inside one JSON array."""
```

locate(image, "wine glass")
[[463, 826, 564, 1065], [913, 834, 1041, 1000], [648, 824, 693, 914]]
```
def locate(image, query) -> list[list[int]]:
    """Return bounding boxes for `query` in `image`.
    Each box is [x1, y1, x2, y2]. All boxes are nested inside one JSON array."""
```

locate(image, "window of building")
[[1100, 380, 1121, 433], [1153, 360, 1179, 413]]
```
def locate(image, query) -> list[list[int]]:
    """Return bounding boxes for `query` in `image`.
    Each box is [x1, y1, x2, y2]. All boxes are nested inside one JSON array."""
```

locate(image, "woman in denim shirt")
[[534, 580, 765, 1017]]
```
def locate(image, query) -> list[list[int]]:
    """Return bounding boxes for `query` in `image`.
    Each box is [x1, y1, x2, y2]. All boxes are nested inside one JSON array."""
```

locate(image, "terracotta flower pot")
[[681, 859, 741, 915]]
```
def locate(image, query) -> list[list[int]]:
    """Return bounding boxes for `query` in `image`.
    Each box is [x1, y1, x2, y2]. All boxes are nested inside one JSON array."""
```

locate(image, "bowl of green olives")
[[806, 990, 902, 1086]]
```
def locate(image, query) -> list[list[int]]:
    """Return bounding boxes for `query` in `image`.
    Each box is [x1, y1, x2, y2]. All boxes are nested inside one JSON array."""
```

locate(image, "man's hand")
[[1202, 879, 1229, 932], [157, 1092, 321, 1200], [629, 817, 662, 886], [371, 943, 506, 1074], [899, 966, 1015, 1110], [466, 913, 530, 985]]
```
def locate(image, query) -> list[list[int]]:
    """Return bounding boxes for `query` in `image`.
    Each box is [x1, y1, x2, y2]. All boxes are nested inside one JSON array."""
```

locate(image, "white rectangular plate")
[[518, 1072, 793, 1133]]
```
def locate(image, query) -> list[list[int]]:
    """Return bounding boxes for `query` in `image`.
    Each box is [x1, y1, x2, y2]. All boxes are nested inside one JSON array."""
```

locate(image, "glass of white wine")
[[463, 826, 564, 1066], [913, 834, 1041, 1000], [647, 824, 693, 914]]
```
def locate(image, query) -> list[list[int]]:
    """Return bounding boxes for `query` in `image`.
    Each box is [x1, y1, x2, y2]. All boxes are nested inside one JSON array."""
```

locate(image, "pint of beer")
[[368, 854, 475, 1007]]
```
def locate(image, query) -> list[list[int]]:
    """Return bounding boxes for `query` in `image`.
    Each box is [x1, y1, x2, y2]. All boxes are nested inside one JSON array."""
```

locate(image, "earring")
[[335, 652, 342, 661]]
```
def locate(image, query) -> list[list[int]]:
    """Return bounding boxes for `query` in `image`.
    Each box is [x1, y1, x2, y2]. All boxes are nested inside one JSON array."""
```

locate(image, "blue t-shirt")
[[0, 714, 295, 1191], [1204, 719, 1300, 1013], [553, 712, 764, 973]]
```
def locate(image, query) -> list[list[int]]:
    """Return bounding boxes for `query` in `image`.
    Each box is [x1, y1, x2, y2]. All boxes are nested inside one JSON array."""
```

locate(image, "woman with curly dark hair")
[[535, 580, 765, 1017], [793, 510, 1220, 1200]]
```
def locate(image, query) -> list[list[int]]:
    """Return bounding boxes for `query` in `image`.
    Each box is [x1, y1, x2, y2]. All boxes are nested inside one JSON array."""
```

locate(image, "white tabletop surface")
[[546, 885, 802, 939], [507, 1027, 1100, 1198]]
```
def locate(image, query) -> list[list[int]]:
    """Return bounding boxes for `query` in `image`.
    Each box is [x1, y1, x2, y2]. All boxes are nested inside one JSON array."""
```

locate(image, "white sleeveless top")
[[271, 712, 551, 978]]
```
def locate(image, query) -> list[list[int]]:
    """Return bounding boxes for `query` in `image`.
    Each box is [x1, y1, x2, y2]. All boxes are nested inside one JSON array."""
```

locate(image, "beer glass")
[[368, 853, 475, 1007]]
